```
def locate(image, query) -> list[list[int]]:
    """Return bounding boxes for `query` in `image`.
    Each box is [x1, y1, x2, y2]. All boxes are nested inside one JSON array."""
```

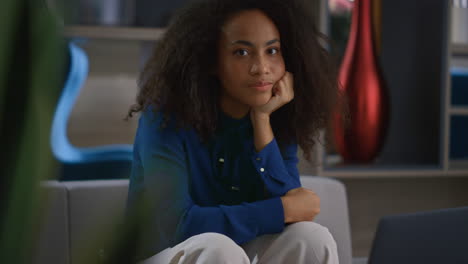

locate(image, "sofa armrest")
[[34, 180, 70, 264], [300, 175, 353, 264], [62, 180, 128, 264]]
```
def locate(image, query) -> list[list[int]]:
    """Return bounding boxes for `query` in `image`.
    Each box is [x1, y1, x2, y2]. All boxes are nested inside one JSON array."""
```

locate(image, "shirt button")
[[260, 168, 265, 172], [256, 157, 261, 161], [219, 158, 224, 163]]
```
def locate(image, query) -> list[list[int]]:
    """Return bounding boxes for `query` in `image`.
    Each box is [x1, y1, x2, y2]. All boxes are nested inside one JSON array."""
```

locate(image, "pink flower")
[[329, 0, 354, 14]]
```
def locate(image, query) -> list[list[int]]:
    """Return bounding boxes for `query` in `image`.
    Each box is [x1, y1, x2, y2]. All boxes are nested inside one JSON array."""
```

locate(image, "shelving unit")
[[322, 168, 468, 178], [63, 26, 166, 41], [317, 0, 468, 179], [452, 43, 468, 56], [450, 106, 468, 115], [446, 3, 468, 171]]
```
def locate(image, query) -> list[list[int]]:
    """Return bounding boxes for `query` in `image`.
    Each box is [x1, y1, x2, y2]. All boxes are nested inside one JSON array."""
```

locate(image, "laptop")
[[368, 206, 468, 264]]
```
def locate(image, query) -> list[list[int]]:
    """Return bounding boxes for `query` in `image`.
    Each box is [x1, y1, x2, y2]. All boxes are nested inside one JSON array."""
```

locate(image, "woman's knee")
[[193, 232, 239, 248], [187, 233, 249, 262], [283, 222, 339, 263], [285, 222, 337, 248]]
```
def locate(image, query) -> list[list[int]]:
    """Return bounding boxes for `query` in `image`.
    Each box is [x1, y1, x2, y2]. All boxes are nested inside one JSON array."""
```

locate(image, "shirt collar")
[[219, 110, 250, 132]]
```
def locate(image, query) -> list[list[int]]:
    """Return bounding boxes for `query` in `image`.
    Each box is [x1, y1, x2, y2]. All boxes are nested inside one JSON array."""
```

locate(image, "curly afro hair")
[[128, 0, 341, 161]]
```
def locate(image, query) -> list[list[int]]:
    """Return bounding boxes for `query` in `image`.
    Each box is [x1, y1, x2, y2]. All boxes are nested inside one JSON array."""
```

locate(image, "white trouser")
[[141, 221, 339, 264]]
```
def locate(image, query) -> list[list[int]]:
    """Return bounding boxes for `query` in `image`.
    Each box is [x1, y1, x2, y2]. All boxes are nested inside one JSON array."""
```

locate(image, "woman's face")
[[217, 9, 286, 118]]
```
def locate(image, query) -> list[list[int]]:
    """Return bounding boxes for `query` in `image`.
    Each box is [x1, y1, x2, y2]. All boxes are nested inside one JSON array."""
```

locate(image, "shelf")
[[322, 168, 468, 178], [320, 155, 468, 178], [453, 43, 468, 56], [449, 106, 468, 115], [449, 159, 468, 170], [63, 26, 166, 41]]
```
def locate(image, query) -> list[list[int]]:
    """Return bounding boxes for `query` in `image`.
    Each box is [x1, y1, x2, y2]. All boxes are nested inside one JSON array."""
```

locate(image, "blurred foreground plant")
[[0, 0, 63, 262]]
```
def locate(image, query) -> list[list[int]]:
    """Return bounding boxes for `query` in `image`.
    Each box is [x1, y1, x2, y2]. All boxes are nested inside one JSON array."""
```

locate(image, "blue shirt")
[[126, 108, 302, 258]]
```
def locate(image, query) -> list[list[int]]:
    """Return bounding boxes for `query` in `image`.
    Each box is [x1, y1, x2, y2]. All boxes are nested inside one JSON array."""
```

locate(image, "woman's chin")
[[249, 94, 272, 107]]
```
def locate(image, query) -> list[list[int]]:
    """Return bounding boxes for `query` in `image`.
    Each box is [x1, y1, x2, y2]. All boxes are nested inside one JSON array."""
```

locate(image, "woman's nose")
[[249, 56, 269, 75]]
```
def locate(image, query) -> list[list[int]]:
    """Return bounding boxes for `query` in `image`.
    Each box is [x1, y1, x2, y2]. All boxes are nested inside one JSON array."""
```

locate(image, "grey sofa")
[[34, 176, 353, 264]]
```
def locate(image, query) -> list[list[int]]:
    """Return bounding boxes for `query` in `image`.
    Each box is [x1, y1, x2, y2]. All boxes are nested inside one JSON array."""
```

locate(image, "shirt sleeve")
[[250, 138, 302, 197], [127, 110, 285, 257]]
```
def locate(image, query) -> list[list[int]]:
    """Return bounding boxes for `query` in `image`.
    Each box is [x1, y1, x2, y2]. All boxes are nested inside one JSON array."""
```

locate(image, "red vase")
[[333, 0, 389, 163]]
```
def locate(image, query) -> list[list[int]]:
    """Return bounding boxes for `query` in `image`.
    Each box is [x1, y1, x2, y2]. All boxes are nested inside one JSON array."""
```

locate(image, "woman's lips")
[[249, 82, 273, 92]]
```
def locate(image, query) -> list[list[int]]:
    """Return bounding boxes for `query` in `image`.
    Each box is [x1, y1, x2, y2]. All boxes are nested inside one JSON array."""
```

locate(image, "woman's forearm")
[[251, 111, 274, 152]]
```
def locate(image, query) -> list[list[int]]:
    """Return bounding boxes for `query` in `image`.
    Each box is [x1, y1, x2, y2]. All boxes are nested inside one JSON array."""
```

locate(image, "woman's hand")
[[280, 187, 321, 223], [250, 71, 294, 120], [250, 71, 294, 152]]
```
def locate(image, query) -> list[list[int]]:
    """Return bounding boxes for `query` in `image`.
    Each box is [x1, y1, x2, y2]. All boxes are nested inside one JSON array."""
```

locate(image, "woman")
[[126, 0, 341, 263]]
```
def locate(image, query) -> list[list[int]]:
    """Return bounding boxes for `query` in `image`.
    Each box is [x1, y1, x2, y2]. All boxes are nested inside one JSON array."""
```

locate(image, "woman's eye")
[[268, 48, 280, 55], [234, 49, 249, 56]]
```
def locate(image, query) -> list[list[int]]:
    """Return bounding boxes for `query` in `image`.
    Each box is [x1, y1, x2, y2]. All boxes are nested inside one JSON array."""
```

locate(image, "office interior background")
[[1, 0, 467, 262], [64, 0, 468, 257]]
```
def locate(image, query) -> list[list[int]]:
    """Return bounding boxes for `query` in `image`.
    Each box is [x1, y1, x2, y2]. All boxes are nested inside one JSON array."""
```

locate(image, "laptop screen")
[[368, 207, 468, 264]]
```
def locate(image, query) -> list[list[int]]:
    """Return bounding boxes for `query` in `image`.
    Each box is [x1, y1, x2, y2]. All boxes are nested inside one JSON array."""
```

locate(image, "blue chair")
[[50, 43, 133, 181]]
